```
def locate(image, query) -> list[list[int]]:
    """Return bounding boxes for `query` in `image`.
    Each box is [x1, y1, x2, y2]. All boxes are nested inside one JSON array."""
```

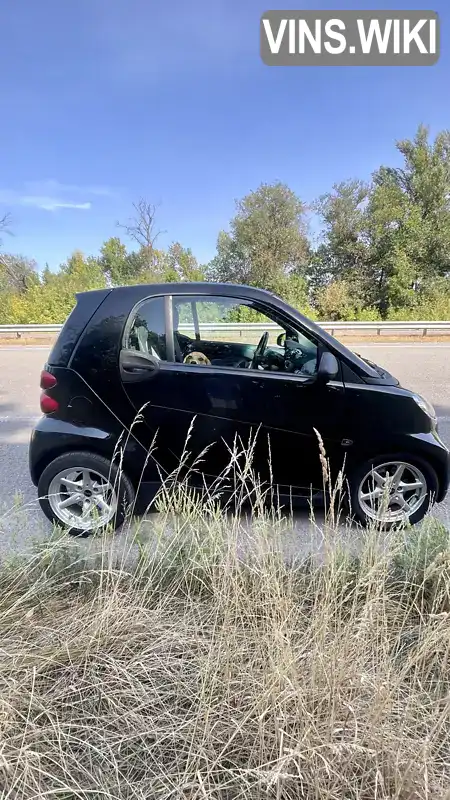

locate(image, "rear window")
[[47, 289, 110, 367]]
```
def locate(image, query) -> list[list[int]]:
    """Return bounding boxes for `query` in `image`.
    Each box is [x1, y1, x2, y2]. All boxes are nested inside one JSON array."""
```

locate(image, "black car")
[[29, 281, 449, 535]]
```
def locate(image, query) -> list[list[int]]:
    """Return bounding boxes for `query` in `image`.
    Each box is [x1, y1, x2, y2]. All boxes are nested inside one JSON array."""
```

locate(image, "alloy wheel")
[[47, 467, 118, 532], [357, 460, 428, 525]]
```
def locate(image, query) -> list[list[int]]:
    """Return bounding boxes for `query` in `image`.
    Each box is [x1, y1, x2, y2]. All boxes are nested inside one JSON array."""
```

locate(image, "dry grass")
[[1, 467, 450, 799], [1, 428, 449, 798]]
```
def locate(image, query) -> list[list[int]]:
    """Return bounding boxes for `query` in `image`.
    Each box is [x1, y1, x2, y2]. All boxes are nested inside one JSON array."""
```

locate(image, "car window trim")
[[166, 292, 323, 371], [168, 292, 321, 339], [156, 360, 324, 386], [164, 294, 175, 362], [191, 301, 201, 341]]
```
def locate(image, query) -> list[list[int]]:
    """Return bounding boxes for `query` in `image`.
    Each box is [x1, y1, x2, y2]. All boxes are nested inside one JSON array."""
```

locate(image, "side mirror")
[[277, 331, 286, 347], [317, 351, 339, 384]]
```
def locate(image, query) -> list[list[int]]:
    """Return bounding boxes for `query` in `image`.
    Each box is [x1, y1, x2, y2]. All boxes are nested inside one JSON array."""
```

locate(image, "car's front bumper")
[[436, 447, 450, 503], [427, 429, 450, 503]]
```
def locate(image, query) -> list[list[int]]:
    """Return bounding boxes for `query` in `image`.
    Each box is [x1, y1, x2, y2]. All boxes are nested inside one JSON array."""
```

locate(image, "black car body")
[[29, 281, 450, 535]]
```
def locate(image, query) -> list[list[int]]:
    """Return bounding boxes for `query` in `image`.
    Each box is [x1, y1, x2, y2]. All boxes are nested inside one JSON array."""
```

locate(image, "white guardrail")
[[0, 321, 449, 337]]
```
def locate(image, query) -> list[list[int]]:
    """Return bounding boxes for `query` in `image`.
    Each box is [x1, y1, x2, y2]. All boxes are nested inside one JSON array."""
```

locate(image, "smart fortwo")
[[28, 282, 449, 536]]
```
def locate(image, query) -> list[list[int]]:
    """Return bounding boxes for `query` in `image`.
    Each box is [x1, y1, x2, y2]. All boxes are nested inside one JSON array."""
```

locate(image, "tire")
[[348, 454, 439, 530], [37, 451, 136, 537]]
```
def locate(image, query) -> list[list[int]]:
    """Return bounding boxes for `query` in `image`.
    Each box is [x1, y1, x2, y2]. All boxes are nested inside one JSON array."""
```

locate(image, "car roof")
[[78, 280, 315, 326], [100, 281, 278, 299]]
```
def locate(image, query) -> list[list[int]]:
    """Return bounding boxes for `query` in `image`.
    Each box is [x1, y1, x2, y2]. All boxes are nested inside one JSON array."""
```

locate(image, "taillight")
[[40, 370, 57, 390], [40, 393, 59, 414], [40, 370, 59, 413]]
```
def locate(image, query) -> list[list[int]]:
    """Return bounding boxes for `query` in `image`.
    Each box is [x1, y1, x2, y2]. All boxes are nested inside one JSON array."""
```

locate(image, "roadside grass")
[[1, 435, 450, 798]]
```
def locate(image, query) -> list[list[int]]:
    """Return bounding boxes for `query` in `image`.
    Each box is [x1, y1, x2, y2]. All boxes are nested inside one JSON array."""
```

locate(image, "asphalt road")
[[1, 343, 450, 559]]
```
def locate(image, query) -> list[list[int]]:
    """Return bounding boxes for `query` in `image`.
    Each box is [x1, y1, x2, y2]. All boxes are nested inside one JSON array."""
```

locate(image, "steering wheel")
[[251, 331, 269, 369]]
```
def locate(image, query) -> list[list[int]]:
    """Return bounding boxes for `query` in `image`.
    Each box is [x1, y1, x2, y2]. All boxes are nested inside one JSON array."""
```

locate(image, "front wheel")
[[349, 456, 439, 529], [37, 451, 136, 537]]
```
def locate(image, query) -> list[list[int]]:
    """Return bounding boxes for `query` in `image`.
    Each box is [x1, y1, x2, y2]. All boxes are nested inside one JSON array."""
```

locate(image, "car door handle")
[[120, 350, 160, 381]]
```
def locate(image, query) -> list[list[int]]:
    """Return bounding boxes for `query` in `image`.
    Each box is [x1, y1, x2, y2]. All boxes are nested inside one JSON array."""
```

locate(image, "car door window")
[[170, 295, 319, 376], [124, 296, 167, 360]]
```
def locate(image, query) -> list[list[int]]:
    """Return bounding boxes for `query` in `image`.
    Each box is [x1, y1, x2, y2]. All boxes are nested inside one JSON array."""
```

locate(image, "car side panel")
[[29, 365, 149, 486], [67, 288, 175, 482]]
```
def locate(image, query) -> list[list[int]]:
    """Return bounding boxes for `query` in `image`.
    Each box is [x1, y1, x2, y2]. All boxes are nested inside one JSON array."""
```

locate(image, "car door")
[[246, 365, 347, 498], [174, 294, 349, 497], [120, 290, 348, 500], [119, 293, 252, 490], [118, 294, 188, 485]]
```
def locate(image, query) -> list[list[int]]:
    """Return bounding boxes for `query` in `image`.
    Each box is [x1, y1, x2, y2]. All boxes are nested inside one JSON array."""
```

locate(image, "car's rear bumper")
[[28, 415, 113, 486], [28, 414, 151, 488]]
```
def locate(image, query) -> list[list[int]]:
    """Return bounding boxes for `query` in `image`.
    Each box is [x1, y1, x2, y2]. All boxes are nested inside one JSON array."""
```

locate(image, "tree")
[[98, 237, 130, 286], [367, 124, 450, 313], [311, 180, 371, 304], [311, 127, 450, 317], [165, 242, 205, 282], [3, 250, 108, 324], [41, 264, 54, 285], [379, 124, 450, 225], [313, 279, 379, 321], [208, 182, 311, 297], [117, 198, 165, 271], [60, 250, 106, 291], [0, 212, 12, 246], [0, 254, 39, 294]]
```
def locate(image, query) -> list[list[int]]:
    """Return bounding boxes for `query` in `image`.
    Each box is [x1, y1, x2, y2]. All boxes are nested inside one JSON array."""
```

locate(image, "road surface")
[[1, 344, 449, 558]]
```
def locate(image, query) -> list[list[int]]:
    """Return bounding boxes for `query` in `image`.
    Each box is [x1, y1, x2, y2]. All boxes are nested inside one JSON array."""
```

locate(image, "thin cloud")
[[21, 196, 91, 211], [24, 180, 116, 198], [0, 180, 116, 212]]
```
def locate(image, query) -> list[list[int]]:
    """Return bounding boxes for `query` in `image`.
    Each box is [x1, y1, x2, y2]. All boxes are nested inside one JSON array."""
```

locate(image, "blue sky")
[[1, 0, 449, 271]]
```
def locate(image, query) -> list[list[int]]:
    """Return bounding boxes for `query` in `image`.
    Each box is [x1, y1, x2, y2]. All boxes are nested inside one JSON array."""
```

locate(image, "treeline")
[[1, 124, 450, 324]]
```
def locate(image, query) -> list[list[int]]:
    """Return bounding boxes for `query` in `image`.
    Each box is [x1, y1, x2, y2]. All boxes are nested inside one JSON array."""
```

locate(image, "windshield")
[[315, 328, 382, 378], [353, 353, 389, 377], [269, 297, 382, 380]]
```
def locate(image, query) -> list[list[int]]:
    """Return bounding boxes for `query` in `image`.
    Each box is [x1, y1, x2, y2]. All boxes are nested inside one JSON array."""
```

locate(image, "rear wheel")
[[349, 455, 438, 529], [37, 451, 135, 537]]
